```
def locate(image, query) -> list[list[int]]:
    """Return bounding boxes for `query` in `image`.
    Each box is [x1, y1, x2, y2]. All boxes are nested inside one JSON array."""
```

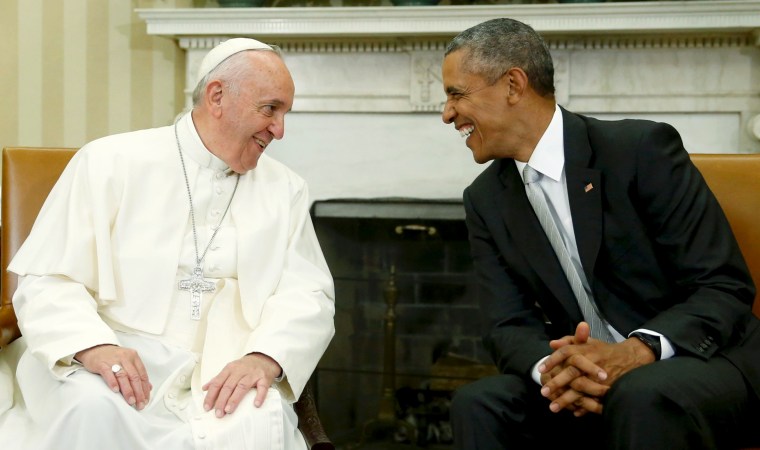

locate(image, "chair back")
[[0, 147, 77, 347], [690, 153, 760, 317]]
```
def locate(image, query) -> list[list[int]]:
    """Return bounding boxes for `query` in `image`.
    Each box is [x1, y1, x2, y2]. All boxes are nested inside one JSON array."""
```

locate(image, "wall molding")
[[138, 1, 760, 39]]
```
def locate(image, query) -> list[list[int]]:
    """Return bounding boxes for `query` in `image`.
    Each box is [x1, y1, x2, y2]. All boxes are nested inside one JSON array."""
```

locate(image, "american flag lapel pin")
[[584, 183, 594, 193]]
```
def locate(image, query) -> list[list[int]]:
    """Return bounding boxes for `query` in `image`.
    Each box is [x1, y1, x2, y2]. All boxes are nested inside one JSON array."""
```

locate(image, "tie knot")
[[523, 164, 540, 185]]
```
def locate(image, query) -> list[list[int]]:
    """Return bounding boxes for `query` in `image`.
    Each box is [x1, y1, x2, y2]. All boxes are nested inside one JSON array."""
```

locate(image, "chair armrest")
[[0, 305, 21, 349], [294, 377, 334, 450]]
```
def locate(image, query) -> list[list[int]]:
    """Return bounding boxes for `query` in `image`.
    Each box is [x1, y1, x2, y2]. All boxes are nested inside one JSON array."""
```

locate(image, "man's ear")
[[205, 80, 224, 117], [505, 67, 529, 104]]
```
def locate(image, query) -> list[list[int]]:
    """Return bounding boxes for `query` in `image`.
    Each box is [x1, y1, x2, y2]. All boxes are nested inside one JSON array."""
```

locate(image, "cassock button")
[[198, 432, 207, 439], [215, 186, 223, 195]]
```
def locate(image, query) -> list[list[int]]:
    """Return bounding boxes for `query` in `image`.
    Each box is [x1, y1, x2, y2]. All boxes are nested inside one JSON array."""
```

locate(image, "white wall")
[[269, 112, 485, 202]]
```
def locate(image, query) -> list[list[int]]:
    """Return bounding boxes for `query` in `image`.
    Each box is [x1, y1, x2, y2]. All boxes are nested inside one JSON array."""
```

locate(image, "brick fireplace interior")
[[311, 198, 497, 448]]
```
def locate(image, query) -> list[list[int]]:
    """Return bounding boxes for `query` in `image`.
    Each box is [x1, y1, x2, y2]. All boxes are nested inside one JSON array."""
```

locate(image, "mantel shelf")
[[137, 0, 760, 40]]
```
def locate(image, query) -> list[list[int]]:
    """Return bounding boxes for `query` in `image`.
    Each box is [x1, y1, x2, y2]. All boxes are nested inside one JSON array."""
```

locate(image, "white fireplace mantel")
[[137, 1, 760, 38], [137, 2, 760, 202], [137, 1, 760, 116]]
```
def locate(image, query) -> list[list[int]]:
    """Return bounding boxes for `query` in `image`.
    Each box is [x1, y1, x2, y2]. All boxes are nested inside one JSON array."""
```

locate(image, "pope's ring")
[[111, 364, 123, 374]]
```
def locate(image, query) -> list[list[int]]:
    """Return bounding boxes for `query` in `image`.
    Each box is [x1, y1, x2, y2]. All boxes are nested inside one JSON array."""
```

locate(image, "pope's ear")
[[204, 80, 224, 116]]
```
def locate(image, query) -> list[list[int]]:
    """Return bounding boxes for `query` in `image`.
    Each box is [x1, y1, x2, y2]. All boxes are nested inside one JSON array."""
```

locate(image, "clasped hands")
[[538, 322, 656, 416], [74, 344, 282, 417]]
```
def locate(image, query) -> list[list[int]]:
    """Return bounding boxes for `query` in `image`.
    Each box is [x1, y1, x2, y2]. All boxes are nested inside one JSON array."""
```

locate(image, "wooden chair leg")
[[294, 375, 334, 450]]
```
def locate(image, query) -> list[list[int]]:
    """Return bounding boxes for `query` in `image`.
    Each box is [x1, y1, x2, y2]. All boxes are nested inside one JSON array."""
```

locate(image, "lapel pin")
[[584, 183, 594, 193]]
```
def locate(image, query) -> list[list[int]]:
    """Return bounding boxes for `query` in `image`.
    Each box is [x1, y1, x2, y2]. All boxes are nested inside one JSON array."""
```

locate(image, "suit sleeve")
[[464, 186, 554, 377], [631, 123, 755, 358]]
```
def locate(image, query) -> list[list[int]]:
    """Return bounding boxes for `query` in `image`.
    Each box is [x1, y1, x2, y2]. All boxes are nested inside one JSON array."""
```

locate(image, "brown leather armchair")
[[691, 154, 760, 450], [690, 154, 760, 318], [0, 147, 333, 450]]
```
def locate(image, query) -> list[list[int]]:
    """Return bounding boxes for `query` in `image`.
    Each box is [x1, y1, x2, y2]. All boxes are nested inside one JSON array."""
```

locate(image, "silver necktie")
[[523, 164, 614, 342]]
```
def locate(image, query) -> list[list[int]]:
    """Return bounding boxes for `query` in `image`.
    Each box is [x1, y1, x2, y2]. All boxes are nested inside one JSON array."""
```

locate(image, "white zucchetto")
[[196, 38, 273, 86]]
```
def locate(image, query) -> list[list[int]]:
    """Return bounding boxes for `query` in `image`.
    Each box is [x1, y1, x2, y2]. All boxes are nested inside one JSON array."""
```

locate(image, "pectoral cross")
[[178, 266, 215, 320]]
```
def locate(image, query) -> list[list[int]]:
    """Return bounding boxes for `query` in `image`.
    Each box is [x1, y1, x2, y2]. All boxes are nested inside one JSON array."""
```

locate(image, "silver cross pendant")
[[178, 266, 215, 320]]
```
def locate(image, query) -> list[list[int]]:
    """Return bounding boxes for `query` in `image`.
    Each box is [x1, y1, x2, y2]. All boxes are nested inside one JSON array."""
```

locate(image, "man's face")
[[219, 53, 295, 174], [441, 50, 512, 164]]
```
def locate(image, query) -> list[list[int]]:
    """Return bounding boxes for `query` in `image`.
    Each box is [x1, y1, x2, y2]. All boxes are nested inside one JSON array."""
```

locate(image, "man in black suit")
[[443, 18, 760, 450]]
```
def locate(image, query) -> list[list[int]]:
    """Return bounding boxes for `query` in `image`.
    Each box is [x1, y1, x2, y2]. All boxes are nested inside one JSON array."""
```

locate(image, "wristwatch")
[[630, 332, 662, 361]]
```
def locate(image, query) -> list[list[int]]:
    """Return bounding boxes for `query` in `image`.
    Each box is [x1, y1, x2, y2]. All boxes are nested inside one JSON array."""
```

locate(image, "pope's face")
[[219, 53, 295, 174], [441, 50, 513, 164]]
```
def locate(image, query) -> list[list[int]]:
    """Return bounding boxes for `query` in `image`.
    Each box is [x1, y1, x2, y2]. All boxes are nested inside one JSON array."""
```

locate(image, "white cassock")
[[0, 112, 335, 449]]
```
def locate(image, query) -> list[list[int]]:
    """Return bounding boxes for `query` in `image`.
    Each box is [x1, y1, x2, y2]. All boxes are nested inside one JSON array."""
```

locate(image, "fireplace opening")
[[311, 198, 497, 448]]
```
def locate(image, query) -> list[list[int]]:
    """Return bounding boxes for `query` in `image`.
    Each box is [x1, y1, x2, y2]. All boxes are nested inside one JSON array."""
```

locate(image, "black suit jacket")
[[464, 107, 759, 396]]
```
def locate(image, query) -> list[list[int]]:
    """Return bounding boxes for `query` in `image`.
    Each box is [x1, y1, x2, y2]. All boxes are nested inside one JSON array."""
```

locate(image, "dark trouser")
[[451, 356, 760, 450]]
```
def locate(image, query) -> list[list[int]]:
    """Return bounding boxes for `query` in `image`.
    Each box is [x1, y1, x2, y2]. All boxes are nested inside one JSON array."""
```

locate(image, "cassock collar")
[[514, 104, 564, 183], [177, 112, 230, 173]]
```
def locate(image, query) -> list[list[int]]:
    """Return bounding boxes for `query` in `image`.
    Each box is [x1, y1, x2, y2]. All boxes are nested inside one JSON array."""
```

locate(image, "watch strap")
[[630, 331, 662, 361]]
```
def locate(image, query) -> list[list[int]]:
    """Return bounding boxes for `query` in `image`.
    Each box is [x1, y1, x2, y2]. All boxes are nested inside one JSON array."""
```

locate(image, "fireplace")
[[311, 198, 495, 446]]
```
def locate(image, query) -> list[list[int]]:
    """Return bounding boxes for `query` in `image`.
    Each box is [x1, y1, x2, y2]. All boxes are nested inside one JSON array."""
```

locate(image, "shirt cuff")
[[54, 354, 84, 379], [531, 355, 551, 385], [629, 328, 675, 360]]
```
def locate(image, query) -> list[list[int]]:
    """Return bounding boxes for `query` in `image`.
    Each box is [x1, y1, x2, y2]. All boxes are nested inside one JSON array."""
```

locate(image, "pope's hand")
[[203, 352, 282, 418], [74, 344, 152, 410]]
